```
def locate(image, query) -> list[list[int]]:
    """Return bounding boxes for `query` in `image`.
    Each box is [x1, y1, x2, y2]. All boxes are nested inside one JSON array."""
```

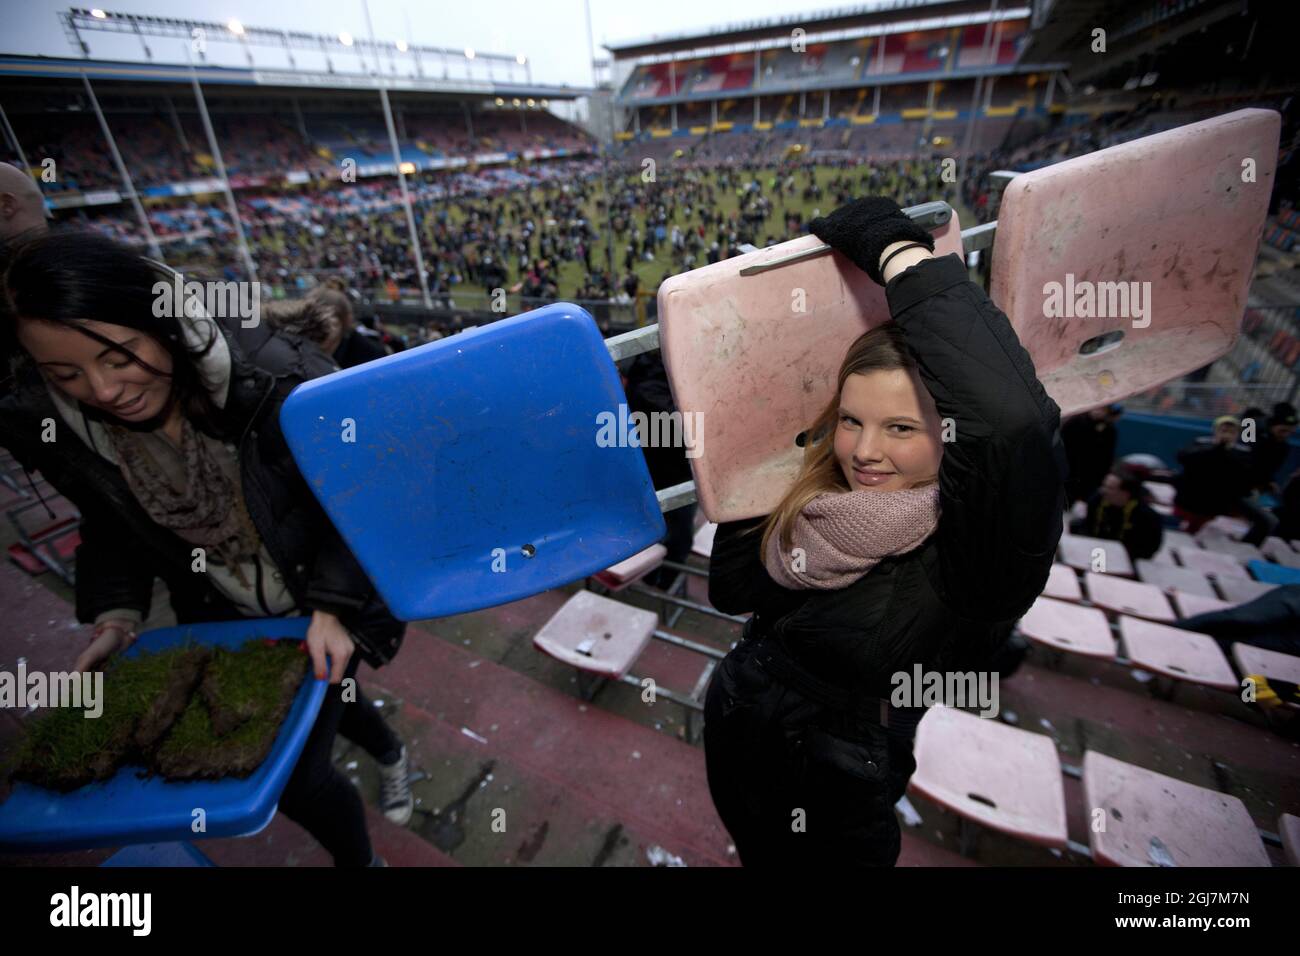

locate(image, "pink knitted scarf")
[[762, 484, 941, 590]]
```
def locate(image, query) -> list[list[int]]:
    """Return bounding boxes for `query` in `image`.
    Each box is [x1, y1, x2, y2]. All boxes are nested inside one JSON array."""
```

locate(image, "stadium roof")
[[1018, 0, 1251, 83], [604, 0, 1029, 57], [0, 54, 590, 99]]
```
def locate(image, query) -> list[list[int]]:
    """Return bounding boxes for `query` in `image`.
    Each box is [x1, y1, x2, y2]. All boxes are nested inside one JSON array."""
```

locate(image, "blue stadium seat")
[[101, 842, 215, 867], [1248, 560, 1300, 586], [280, 303, 666, 620]]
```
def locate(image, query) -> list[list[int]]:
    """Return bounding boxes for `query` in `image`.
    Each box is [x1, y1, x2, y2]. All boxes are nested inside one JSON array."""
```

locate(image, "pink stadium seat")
[[1016, 596, 1116, 658], [1118, 615, 1238, 690], [1231, 644, 1300, 710], [1135, 558, 1217, 598], [657, 212, 966, 521], [1161, 529, 1201, 551], [1042, 562, 1082, 601], [1171, 590, 1232, 618], [990, 110, 1279, 417], [1143, 482, 1176, 506], [1196, 516, 1252, 541], [532, 590, 658, 679], [1146, 544, 1178, 566], [1203, 538, 1264, 563], [1058, 533, 1134, 576], [1215, 575, 1278, 604], [1260, 537, 1300, 568], [1280, 814, 1300, 866], [910, 705, 1068, 850], [1084, 571, 1175, 622], [691, 522, 717, 558], [592, 543, 667, 591], [1082, 751, 1270, 866], [1173, 545, 1250, 580]]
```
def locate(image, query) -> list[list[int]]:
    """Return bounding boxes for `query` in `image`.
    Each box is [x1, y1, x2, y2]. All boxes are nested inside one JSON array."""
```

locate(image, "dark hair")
[[0, 230, 225, 435], [307, 287, 354, 332], [1108, 464, 1147, 501]]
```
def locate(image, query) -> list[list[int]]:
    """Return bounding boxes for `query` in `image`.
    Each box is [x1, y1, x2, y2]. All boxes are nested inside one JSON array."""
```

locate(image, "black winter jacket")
[[1173, 439, 1254, 516], [1069, 492, 1164, 561], [708, 253, 1066, 703], [0, 313, 405, 667], [1060, 412, 1117, 502]]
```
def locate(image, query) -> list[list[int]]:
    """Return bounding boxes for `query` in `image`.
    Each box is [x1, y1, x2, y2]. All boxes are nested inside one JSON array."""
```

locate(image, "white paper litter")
[[461, 727, 489, 744], [895, 795, 922, 827], [646, 845, 686, 867], [1148, 836, 1177, 867]]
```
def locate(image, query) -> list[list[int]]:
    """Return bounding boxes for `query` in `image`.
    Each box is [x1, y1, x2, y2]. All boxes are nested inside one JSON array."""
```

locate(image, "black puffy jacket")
[[708, 253, 1066, 703], [0, 312, 405, 667]]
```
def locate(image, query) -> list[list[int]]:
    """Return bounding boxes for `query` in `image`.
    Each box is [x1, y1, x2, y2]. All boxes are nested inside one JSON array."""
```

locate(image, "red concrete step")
[[383, 698, 734, 866], [361, 619, 737, 865], [201, 806, 458, 867]]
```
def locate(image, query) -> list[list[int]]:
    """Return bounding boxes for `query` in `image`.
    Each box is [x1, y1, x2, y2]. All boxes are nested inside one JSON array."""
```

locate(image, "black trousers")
[[276, 651, 402, 867], [703, 639, 913, 867]]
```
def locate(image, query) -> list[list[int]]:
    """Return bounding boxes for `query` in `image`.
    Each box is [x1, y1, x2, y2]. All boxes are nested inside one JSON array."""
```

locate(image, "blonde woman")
[[703, 197, 1066, 866]]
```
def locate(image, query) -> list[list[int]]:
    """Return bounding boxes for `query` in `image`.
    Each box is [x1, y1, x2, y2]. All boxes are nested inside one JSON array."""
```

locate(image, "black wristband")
[[878, 242, 932, 280]]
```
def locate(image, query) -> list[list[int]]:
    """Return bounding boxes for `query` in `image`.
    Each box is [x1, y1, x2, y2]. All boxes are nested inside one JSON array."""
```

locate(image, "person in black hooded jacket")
[[0, 231, 412, 865], [703, 197, 1065, 867], [620, 349, 697, 589]]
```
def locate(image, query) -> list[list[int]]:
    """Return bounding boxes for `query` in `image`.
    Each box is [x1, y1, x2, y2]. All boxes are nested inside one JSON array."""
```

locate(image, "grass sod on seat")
[[5, 641, 307, 792]]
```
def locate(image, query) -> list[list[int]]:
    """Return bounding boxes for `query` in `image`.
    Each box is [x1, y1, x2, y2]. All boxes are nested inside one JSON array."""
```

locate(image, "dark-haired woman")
[[0, 231, 412, 865], [703, 197, 1066, 866]]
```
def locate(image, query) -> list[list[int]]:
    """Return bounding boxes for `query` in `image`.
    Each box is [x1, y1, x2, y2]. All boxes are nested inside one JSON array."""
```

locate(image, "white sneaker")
[[379, 745, 414, 826]]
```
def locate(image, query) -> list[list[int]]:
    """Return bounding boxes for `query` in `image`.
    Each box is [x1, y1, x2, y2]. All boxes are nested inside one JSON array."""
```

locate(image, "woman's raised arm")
[[885, 252, 1067, 623]]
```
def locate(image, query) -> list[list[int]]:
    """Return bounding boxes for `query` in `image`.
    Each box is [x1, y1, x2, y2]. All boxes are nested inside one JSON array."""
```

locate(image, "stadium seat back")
[[991, 108, 1281, 417], [280, 303, 666, 620], [656, 213, 966, 521]]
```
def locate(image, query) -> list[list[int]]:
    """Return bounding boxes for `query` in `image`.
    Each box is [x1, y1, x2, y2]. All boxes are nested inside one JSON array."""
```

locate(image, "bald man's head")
[[0, 163, 48, 244]]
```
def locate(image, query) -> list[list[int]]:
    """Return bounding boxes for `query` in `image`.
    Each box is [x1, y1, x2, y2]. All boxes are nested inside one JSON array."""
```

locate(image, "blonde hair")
[[755, 322, 940, 560]]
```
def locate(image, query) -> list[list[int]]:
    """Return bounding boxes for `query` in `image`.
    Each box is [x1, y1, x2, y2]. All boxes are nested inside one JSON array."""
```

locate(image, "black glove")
[[809, 196, 936, 286]]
